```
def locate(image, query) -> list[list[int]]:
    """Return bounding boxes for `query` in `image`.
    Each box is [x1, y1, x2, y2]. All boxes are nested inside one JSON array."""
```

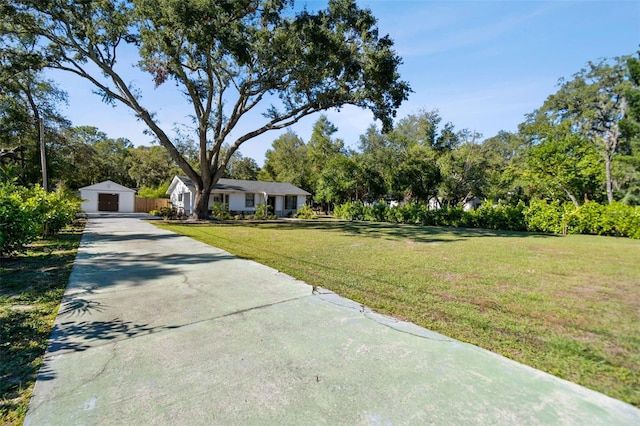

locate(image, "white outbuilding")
[[79, 180, 136, 213]]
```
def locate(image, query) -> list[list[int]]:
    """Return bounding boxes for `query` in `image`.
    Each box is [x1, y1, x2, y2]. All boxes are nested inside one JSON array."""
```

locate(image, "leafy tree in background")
[[351, 155, 387, 202], [307, 115, 345, 194], [523, 134, 604, 206], [315, 154, 358, 204], [436, 136, 487, 207], [0, 35, 69, 187], [614, 53, 640, 204], [224, 152, 260, 181], [50, 126, 135, 188], [259, 130, 310, 190], [522, 57, 632, 204], [128, 145, 180, 188], [620, 53, 640, 139], [3, 0, 410, 219], [480, 131, 530, 203], [356, 124, 398, 196], [391, 145, 440, 203]]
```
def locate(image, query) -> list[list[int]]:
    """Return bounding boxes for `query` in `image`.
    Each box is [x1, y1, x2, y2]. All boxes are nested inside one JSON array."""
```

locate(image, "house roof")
[[79, 180, 136, 192], [168, 176, 311, 196]]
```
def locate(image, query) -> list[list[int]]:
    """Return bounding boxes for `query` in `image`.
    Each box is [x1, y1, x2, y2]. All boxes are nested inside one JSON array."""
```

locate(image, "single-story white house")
[[167, 176, 310, 217], [79, 180, 136, 213]]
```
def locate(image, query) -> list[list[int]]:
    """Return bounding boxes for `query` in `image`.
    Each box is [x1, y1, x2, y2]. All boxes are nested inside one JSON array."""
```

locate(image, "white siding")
[[228, 193, 248, 212], [119, 193, 135, 212], [297, 196, 307, 209], [169, 180, 194, 214], [79, 190, 99, 213], [79, 181, 135, 213]]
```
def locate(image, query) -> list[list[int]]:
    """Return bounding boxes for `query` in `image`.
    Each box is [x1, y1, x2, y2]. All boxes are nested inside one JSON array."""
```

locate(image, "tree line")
[[1, 0, 638, 220], [260, 55, 639, 210], [2, 53, 639, 214]]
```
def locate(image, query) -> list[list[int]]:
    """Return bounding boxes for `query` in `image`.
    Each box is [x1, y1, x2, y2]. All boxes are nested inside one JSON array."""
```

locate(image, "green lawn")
[[156, 220, 640, 407], [0, 220, 85, 425]]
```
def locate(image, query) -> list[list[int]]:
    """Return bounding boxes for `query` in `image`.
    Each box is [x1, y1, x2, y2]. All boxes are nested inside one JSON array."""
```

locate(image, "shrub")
[[295, 205, 318, 219], [564, 201, 640, 238], [333, 198, 639, 239], [159, 206, 177, 219], [33, 186, 81, 237], [0, 182, 80, 256], [365, 203, 388, 222], [211, 202, 230, 220], [334, 201, 366, 220], [608, 202, 640, 239], [0, 183, 38, 255], [523, 199, 565, 234], [523, 199, 640, 238], [254, 203, 273, 219], [469, 201, 526, 231]]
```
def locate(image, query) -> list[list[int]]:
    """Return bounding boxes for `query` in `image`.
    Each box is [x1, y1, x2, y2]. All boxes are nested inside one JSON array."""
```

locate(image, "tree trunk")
[[191, 170, 223, 219], [558, 183, 580, 207], [604, 154, 614, 204], [39, 118, 48, 192], [193, 187, 210, 219]]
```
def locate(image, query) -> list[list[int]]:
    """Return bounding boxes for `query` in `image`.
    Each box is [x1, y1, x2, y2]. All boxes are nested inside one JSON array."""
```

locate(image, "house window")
[[285, 195, 297, 210], [245, 193, 255, 208], [178, 193, 183, 202]]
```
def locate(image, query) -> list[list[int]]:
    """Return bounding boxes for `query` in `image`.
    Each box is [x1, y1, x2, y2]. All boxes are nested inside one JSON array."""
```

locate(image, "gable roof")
[[168, 176, 310, 196], [79, 180, 136, 192]]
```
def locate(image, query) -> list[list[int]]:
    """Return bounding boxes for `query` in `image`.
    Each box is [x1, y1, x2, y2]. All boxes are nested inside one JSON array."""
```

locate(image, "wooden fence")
[[135, 197, 171, 213]]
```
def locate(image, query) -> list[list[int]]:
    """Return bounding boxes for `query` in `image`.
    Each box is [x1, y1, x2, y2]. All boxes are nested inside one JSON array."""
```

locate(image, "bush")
[[0, 183, 38, 255], [608, 202, 640, 239], [159, 206, 177, 219], [334, 198, 639, 239], [0, 182, 80, 256], [334, 201, 366, 220], [523, 199, 565, 234], [211, 202, 230, 220], [295, 205, 318, 219], [469, 201, 526, 231], [523, 199, 640, 238], [254, 203, 274, 220], [34, 186, 81, 237], [364, 203, 388, 222]]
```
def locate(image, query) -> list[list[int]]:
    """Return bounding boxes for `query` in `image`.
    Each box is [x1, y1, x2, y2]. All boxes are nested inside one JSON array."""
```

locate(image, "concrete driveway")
[[25, 214, 640, 425]]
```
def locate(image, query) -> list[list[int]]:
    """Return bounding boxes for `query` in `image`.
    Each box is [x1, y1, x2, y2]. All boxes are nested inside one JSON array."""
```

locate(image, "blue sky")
[[48, 0, 640, 165]]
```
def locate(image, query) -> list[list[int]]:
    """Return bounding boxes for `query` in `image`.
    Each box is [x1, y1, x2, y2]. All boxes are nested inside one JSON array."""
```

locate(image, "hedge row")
[[0, 182, 81, 256], [333, 199, 640, 239]]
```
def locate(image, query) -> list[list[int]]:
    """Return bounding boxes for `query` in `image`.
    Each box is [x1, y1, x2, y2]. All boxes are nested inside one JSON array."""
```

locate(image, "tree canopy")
[[521, 57, 632, 204], [2, 0, 410, 218]]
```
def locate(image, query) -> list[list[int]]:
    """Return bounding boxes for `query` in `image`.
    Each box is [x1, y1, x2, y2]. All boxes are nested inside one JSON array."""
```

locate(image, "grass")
[[0, 220, 85, 425], [156, 219, 640, 407]]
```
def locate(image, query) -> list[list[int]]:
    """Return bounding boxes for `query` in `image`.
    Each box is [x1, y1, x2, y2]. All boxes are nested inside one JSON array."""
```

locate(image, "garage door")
[[98, 193, 119, 211]]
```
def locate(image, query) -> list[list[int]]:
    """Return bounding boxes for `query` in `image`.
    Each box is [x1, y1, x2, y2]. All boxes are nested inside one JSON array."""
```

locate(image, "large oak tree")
[[2, 0, 410, 218], [521, 57, 632, 204]]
